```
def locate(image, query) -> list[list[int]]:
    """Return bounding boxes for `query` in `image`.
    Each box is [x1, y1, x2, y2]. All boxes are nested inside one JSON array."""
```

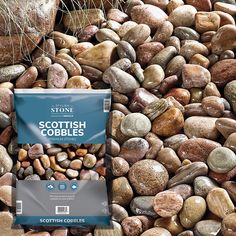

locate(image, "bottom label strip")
[[15, 216, 111, 226]]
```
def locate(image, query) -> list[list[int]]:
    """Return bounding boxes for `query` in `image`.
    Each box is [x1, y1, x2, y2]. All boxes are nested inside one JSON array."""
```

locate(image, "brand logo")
[[50, 104, 74, 114]]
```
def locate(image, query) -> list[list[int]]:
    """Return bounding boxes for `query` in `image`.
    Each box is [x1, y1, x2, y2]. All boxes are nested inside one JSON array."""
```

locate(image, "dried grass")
[[0, 0, 124, 65]]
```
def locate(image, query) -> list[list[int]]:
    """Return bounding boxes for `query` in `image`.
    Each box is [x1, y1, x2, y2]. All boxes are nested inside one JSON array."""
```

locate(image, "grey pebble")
[[0, 111, 11, 129], [130, 196, 158, 217], [25, 174, 40, 180], [194, 176, 218, 198], [174, 27, 200, 41], [117, 41, 136, 63], [0, 65, 25, 82], [0, 145, 13, 176]]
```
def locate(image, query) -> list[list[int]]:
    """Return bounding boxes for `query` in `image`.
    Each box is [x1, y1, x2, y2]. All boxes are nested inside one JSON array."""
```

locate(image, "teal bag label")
[[14, 89, 111, 144], [15, 180, 110, 226]]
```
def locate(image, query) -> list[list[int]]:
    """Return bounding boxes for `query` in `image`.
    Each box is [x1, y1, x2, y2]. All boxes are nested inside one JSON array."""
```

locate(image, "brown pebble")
[[0, 173, 16, 187], [76, 148, 87, 156], [165, 88, 190, 105], [207, 188, 235, 219], [145, 132, 163, 160], [202, 96, 224, 117], [141, 227, 172, 236], [182, 64, 211, 89], [179, 196, 206, 229], [152, 107, 184, 137], [112, 157, 129, 177], [15, 66, 38, 88], [186, 0, 212, 11], [83, 154, 97, 168], [195, 12, 220, 33], [153, 21, 174, 43], [178, 138, 221, 162], [184, 116, 219, 140], [154, 215, 184, 236], [210, 59, 236, 87], [159, 75, 179, 95], [221, 213, 236, 236], [128, 159, 169, 196], [69, 159, 82, 170], [119, 138, 149, 164], [215, 118, 236, 139], [137, 42, 164, 66], [121, 217, 143, 236], [156, 148, 181, 174], [224, 133, 236, 153], [190, 54, 210, 68], [40, 155, 50, 169], [153, 191, 183, 217], [33, 159, 45, 176], [123, 24, 151, 47], [168, 162, 208, 188], [222, 181, 236, 204], [203, 82, 221, 98], [107, 8, 129, 23], [53, 171, 68, 181], [214, 2, 236, 16], [209, 167, 236, 184], [112, 177, 133, 206], [168, 184, 193, 200], [0, 185, 15, 207], [211, 25, 236, 55], [167, 0, 184, 14], [131, 4, 168, 31]]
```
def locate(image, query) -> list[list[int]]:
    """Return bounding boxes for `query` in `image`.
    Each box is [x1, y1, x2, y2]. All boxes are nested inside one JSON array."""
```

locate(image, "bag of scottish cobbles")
[[14, 88, 111, 226]]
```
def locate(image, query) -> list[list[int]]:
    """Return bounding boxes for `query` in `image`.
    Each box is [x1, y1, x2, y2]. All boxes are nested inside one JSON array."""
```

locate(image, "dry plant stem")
[[0, 0, 122, 65], [0, 0, 59, 65]]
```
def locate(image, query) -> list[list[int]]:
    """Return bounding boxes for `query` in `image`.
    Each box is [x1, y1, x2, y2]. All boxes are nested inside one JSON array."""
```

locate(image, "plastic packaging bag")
[[14, 89, 111, 226]]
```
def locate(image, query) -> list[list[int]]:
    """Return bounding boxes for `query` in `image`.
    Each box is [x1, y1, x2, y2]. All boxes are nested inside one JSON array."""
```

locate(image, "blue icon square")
[[71, 182, 78, 190], [58, 183, 67, 191]]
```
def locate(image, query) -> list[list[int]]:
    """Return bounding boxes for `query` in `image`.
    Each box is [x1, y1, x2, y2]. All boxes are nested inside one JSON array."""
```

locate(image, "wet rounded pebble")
[[178, 138, 221, 162], [141, 227, 172, 236], [0, 112, 11, 129], [193, 176, 218, 198], [184, 116, 219, 140], [121, 216, 143, 236], [179, 196, 206, 229], [207, 188, 235, 219], [47, 63, 68, 88], [168, 184, 193, 200], [156, 148, 181, 174], [207, 147, 236, 173], [28, 144, 44, 160], [83, 154, 97, 168], [112, 204, 129, 223], [154, 215, 184, 236], [0, 145, 13, 176], [119, 138, 149, 164], [152, 107, 184, 137], [221, 213, 236, 236], [112, 157, 129, 177], [194, 220, 221, 236], [130, 196, 157, 217], [120, 113, 151, 137], [112, 177, 134, 206], [153, 191, 183, 217], [0, 88, 13, 114], [128, 159, 169, 195], [202, 96, 224, 117], [168, 162, 208, 188]]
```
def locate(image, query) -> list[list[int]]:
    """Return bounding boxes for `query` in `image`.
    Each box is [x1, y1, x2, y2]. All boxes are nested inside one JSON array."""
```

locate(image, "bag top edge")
[[14, 89, 111, 94]]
